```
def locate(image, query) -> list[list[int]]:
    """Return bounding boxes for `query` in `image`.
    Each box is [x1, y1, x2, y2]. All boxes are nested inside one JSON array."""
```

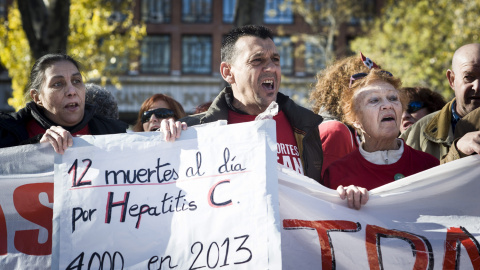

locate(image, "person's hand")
[[159, 118, 187, 142], [40, 126, 73, 154], [456, 131, 480, 156], [336, 185, 369, 210]]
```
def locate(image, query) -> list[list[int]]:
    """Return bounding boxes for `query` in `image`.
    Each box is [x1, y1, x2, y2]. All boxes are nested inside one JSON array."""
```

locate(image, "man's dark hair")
[[221, 25, 274, 63]]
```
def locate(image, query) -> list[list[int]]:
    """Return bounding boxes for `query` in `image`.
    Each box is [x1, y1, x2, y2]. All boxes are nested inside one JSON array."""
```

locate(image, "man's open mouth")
[[262, 79, 274, 90]]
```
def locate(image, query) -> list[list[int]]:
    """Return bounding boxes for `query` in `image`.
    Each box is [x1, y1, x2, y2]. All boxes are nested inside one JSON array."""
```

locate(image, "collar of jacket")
[[424, 99, 454, 144], [198, 86, 290, 123], [24, 101, 97, 134], [224, 86, 288, 115]]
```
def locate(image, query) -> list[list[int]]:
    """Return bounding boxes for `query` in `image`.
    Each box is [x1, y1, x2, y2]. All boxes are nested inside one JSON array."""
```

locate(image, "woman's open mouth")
[[381, 116, 395, 122], [65, 102, 79, 111]]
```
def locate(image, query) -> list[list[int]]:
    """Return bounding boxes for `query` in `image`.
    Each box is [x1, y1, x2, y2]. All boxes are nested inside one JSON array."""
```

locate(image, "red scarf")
[[26, 119, 90, 138]]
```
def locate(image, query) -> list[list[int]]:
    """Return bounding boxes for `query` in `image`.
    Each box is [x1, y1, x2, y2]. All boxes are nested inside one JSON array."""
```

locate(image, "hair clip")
[[360, 52, 379, 70]]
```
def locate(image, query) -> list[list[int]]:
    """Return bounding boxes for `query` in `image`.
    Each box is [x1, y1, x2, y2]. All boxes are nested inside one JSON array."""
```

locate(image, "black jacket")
[[180, 87, 324, 181], [0, 102, 128, 148]]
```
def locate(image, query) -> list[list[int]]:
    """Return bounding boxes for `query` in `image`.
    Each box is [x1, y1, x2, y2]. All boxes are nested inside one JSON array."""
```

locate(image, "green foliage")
[[0, 0, 146, 110], [0, 1, 32, 109], [350, 0, 480, 98]]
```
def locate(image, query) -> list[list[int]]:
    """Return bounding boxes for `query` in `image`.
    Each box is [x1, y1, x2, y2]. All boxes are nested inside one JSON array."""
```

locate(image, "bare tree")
[[233, 0, 265, 27], [287, 0, 376, 67], [17, 0, 70, 59]]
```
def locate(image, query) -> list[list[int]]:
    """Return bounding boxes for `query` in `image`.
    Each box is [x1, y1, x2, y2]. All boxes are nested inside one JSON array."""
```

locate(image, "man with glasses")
[[401, 43, 480, 160]]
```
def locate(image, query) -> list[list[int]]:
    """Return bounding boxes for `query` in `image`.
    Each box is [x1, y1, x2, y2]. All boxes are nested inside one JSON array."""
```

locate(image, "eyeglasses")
[[407, 101, 425, 114], [141, 108, 175, 123], [349, 70, 393, 88]]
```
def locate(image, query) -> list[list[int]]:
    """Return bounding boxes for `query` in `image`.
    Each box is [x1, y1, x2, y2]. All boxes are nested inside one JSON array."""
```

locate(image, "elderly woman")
[[132, 94, 186, 132], [400, 87, 446, 133], [310, 53, 380, 178], [322, 69, 439, 209], [0, 54, 127, 153]]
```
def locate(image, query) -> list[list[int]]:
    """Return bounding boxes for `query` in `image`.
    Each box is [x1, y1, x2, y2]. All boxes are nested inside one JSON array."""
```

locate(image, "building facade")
[[0, 0, 380, 125]]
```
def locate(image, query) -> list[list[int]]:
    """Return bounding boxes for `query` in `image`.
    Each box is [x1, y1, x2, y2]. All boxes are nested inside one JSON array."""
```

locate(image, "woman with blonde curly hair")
[[310, 53, 377, 178], [322, 69, 438, 210]]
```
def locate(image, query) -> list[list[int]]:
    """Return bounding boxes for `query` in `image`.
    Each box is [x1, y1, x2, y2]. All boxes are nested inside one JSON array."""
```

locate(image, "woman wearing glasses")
[[321, 69, 439, 210], [400, 87, 446, 133], [132, 94, 186, 132]]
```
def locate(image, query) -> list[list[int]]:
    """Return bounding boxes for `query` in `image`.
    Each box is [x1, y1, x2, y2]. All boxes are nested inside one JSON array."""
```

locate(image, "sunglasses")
[[407, 101, 425, 114], [349, 70, 393, 88], [141, 108, 175, 123]]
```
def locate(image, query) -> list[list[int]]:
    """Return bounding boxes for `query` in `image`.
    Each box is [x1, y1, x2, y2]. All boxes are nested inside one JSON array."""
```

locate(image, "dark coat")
[[0, 102, 128, 148], [441, 106, 480, 163]]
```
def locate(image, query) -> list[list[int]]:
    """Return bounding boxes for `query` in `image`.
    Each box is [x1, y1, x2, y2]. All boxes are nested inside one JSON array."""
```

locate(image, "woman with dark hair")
[[322, 69, 439, 209], [132, 94, 186, 132], [400, 87, 446, 133], [0, 53, 127, 153]]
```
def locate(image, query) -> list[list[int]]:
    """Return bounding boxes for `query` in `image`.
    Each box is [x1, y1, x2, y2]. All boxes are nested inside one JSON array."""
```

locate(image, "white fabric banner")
[[279, 155, 480, 270], [0, 172, 54, 270], [51, 120, 281, 270], [1, 120, 480, 270]]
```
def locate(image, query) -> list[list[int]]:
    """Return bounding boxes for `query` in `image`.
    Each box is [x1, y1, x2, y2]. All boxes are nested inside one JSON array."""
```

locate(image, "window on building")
[[274, 36, 294, 75], [264, 0, 293, 24], [222, 0, 235, 23], [304, 41, 326, 75], [140, 36, 171, 74], [182, 36, 212, 74], [223, 0, 294, 24], [182, 0, 212, 23], [142, 0, 171, 23]]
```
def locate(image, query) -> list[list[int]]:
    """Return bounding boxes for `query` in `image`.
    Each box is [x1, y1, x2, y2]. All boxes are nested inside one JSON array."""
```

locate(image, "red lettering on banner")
[[283, 219, 360, 270], [442, 226, 480, 269], [365, 225, 433, 270], [12, 183, 53, 256], [0, 205, 7, 255], [105, 192, 130, 223]]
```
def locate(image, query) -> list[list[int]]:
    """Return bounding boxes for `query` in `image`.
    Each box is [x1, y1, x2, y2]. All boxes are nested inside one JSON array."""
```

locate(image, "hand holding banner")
[[52, 120, 281, 269], [2, 120, 480, 270]]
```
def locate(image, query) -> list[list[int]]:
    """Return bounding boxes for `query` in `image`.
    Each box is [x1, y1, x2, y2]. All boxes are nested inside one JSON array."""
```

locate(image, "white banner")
[[0, 172, 53, 270], [1, 121, 480, 270], [279, 155, 480, 270], [51, 120, 281, 270]]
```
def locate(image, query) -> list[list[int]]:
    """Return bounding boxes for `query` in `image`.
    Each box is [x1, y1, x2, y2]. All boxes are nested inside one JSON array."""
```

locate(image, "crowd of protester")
[[1, 25, 480, 210]]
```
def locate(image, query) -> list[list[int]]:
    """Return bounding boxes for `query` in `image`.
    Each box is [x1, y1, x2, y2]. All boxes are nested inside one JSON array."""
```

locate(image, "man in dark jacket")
[[162, 25, 324, 181]]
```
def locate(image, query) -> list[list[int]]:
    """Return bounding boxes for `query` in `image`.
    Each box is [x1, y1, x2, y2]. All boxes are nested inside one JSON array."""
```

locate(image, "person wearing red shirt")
[[322, 69, 439, 209], [159, 25, 324, 180]]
